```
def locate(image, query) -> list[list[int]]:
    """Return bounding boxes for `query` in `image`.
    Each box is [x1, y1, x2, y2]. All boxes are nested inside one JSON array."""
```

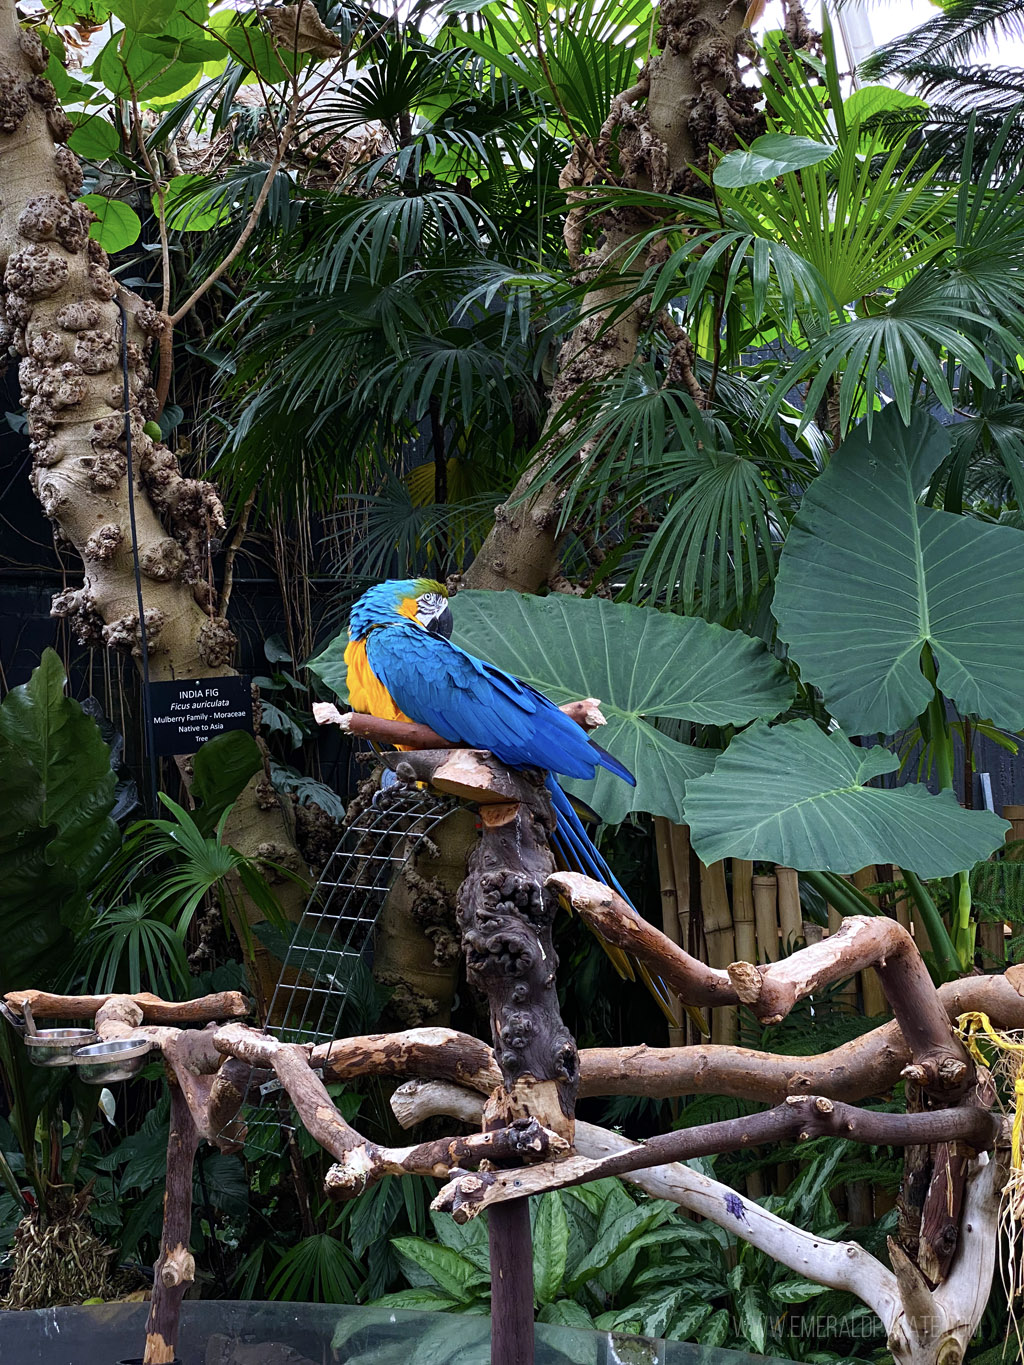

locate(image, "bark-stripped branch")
[[323, 1117, 569, 1200], [431, 1096, 1002, 1222], [549, 873, 974, 1096], [313, 698, 607, 748], [393, 1079, 1006, 1365], [4, 988, 248, 1025], [216, 965, 1024, 1108], [311, 1027, 502, 1092]]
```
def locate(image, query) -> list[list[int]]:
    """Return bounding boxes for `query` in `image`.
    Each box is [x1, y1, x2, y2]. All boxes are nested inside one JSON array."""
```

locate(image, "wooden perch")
[[549, 874, 974, 1096], [580, 971, 1024, 1104], [431, 1096, 1002, 1222], [388, 749, 551, 805], [455, 786, 578, 1365], [456, 798, 578, 1139], [261, 970, 1024, 1108], [4, 988, 248, 1024], [144, 1083, 200, 1365], [313, 698, 606, 748], [213, 1022, 363, 1159], [91, 999, 229, 1143], [394, 1080, 1005, 1365], [323, 1117, 570, 1200], [548, 870, 738, 1006], [311, 1027, 502, 1092]]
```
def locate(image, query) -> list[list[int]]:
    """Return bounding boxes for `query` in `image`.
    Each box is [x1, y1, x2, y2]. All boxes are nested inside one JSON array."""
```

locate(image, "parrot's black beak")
[[426, 605, 453, 639]]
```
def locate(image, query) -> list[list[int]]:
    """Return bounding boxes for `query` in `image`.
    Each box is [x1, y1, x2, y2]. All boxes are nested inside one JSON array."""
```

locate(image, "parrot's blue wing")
[[365, 623, 634, 785]]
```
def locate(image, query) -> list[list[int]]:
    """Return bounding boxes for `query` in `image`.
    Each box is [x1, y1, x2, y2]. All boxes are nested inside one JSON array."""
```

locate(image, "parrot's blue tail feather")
[[546, 778, 677, 1018]]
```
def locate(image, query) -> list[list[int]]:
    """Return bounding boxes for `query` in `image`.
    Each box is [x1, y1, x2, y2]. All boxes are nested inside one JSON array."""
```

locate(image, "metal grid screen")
[[231, 785, 455, 1152]]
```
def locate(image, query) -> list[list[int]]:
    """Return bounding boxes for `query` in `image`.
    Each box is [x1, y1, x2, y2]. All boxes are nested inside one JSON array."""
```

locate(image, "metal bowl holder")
[[2, 1000, 152, 1082]]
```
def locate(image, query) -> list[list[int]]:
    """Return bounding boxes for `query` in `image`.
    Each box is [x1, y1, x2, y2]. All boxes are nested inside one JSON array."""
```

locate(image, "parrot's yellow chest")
[[344, 637, 411, 724]]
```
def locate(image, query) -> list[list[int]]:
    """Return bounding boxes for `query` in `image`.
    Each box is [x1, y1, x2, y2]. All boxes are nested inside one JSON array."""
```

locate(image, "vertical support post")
[[489, 1200, 535, 1365], [143, 1084, 200, 1365], [456, 794, 579, 1365]]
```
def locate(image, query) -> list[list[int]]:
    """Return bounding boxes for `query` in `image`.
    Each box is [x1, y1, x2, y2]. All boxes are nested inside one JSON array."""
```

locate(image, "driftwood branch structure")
[[393, 1079, 1007, 1365], [5, 717, 1023, 1365]]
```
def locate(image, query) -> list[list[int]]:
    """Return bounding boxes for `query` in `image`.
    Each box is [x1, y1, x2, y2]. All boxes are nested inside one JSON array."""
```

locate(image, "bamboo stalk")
[[827, 883, 858, 1010], [732, 860, 756, 966], [752, 873, 779, 964], [846, 1181, 874, 1228], [668, 824, 693, 957], [895, 862, 932, 955], [653, 818, 687, 1047], [1005, 805, 1024, 846], [700, 860, 736, 1045], [980, 807, 1024, 969], [745, 1168, 765, 1200], [853, 867, 887, 1018], [892, 865, 912, 932], [776, 867, 803, 955], [979, 919, 1006, 969], [675, 827, 704, 1044], [654, 818, 681, 945]]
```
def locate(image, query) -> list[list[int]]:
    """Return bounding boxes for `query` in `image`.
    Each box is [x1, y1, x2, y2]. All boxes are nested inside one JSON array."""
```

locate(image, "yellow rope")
[[956, 1011, 1024, 1169]]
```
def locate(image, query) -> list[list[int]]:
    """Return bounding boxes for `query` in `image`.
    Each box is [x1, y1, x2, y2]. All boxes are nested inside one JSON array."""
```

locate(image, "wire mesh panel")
[[228, 784, 456, 1153]]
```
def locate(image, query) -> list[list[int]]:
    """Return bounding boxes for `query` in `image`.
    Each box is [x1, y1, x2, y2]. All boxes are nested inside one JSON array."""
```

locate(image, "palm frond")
[[296, 189, 492, 289], [75, 896, 189, 998], [265, 1233, 361, 1303], [770, 287, 999, 434], [861, 0, 1024, 82], [309, 41, 450, 146]]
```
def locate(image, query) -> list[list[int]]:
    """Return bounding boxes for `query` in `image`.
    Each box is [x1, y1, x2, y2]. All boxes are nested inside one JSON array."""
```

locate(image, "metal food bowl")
[[24, 1028, 99, 1067], [72, 1038, 152, 1084]]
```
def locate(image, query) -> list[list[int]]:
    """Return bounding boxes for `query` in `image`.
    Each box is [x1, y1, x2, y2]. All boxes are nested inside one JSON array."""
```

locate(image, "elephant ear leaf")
[[773, 405, 1024, 735], [0, 650, 119, 990], [682, 720, 1008, 878], [191, 730, 263, 835], [450, 593, 794, 824]]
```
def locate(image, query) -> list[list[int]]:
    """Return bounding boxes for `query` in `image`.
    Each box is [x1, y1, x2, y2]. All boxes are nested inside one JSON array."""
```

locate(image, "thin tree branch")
[[431, 1096, 1002, 1222], [165, 87, 302, 331], [219, 489, 256, 616]]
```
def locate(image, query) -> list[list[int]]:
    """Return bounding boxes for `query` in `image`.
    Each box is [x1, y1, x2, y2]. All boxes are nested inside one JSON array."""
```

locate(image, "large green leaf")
[[191, 730, 262, 835], [0, 651, 119, 990], [773, 406, 1024, 734], [683, 720, 1008, 877], [448, 593, 795, 824], [532, 1192, 569, 1305], [80, 195, 142, 253], [713, 133, 834, 188]]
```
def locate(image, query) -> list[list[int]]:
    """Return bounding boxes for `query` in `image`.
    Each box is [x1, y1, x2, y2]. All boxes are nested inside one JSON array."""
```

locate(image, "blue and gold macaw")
[[344, 578, 695, 1028]]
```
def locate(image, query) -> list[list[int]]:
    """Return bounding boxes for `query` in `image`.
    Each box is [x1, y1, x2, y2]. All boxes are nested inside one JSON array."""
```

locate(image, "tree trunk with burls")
[[464, 0, 760, 594], [0, 0, 307, 1008]]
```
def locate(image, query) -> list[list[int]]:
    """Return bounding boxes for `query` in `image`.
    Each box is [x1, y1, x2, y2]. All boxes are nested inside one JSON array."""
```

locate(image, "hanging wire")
[[116, 292, 159, 816]]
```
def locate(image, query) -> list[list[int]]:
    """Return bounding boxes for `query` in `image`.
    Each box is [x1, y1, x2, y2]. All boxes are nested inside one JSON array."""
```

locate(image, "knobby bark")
[[0, 0, 308, 1013], [464, 0, 761, 593]]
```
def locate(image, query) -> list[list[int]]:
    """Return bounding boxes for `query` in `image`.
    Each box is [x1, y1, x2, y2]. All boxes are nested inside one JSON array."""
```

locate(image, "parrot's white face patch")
[[416, 592, 453, 639]]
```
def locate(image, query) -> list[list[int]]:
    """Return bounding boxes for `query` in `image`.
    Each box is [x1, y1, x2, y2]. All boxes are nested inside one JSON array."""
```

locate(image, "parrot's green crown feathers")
[[349, 578, 452, 640]]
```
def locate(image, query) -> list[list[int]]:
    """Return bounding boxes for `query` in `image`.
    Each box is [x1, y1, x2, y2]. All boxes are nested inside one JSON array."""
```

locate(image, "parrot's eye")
[[417, 593, 452, 639]]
